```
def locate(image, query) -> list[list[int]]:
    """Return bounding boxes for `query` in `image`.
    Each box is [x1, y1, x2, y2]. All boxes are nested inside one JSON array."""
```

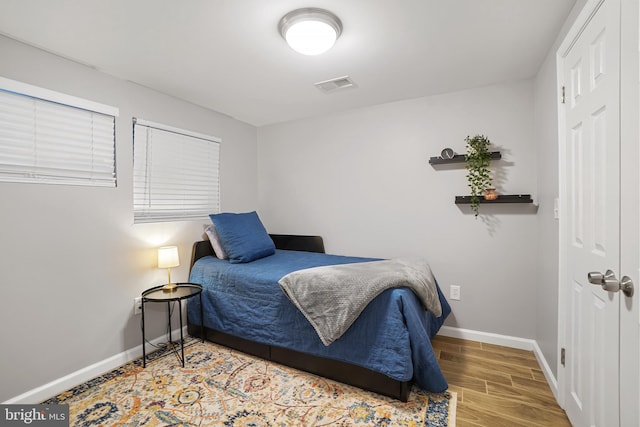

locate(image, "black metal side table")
[[141, 282, 204, 368]]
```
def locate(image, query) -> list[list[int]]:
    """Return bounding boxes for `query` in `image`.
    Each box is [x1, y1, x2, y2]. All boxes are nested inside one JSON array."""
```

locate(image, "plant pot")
[[484, 188, 498, 201]]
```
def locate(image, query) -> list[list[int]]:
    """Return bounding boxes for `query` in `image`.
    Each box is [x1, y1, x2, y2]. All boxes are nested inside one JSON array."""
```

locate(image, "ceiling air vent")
[[314, 76, 355, 93]]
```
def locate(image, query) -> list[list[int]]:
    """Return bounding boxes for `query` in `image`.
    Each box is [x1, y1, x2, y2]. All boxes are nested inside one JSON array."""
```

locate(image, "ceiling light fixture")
[[278, 8, 343, 56]]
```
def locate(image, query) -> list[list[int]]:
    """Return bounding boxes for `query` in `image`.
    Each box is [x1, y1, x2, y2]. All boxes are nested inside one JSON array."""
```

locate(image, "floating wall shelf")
[[429, 151, 502, 165], [455, 194, 533, 204]]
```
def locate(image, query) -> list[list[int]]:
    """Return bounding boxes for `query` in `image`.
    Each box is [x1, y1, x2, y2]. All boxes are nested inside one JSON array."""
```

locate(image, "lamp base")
[[162, 283, 177, 292]]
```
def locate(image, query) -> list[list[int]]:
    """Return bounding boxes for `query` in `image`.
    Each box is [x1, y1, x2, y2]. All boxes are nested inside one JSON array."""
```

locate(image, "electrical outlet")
[[450, 285, 461, 301], [134, 297, 143, 315]]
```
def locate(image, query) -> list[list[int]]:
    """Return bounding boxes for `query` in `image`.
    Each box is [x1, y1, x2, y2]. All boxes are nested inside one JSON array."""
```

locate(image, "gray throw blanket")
[[278, 258, 442, 346]]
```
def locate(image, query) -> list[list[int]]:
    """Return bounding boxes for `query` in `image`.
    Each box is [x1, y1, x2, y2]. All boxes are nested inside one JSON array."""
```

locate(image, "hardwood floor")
[[431, 335, 572, 426]]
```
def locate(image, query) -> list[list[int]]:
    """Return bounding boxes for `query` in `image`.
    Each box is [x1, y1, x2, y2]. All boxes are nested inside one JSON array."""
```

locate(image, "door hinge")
[[561, 347, 566, 366], [561, 86, 566, 104]]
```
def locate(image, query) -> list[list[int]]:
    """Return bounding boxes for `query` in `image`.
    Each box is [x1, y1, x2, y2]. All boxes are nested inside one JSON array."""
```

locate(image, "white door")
[[618, 0, 640, 425], [560, 0, 620, 426], [559, 0, 640, 426]]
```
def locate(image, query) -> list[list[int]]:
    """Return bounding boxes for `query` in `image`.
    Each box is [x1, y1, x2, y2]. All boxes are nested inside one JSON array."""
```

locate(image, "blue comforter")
[[187, 249, 450, 392]]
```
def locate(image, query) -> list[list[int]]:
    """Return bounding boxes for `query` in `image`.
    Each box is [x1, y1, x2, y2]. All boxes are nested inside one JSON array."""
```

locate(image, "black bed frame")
[[187, 234, 411, 401]]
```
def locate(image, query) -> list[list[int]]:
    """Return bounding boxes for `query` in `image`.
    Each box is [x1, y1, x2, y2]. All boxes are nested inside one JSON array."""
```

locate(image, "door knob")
[[588, 270, 619, 292], [587, 271, 605, 284], [620, 276, 634, 297], [601, 270, 620, 292], [587, 270, 634, 297]]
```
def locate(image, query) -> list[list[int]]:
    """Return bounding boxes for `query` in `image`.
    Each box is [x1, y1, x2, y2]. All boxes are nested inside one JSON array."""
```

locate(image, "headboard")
[[190, 234, 325, 271], [268, 234, 325, 254]]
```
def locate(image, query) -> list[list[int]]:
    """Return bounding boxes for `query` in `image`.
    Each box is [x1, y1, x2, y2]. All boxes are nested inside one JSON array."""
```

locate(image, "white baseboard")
[[531, 340, 559, 401], [6, 325, 560, 406], [438, 326, 559, 400], [3, 327, 187, 404]]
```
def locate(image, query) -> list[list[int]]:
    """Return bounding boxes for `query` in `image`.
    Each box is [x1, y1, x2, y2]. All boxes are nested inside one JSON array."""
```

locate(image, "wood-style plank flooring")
[[431, 335, 572, 426]]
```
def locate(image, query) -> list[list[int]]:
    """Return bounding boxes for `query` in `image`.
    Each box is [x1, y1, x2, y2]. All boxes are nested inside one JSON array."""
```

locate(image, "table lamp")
[[158, 246, 180, 291]]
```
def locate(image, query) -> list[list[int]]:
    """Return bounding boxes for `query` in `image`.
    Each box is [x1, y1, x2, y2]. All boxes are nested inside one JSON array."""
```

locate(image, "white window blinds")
[[133, 118, 221, 223], [0, 77, 118, 187]]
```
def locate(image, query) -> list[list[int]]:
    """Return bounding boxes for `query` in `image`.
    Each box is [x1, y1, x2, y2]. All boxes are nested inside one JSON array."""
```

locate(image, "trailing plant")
[[465, 134, 493, 217]]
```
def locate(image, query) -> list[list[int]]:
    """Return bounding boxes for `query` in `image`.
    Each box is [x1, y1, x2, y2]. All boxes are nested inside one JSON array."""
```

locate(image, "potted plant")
[[464, 134, 493, 217]]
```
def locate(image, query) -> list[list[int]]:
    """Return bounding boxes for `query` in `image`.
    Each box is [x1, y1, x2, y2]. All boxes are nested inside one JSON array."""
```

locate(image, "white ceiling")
[[0, 0, 576, 127]]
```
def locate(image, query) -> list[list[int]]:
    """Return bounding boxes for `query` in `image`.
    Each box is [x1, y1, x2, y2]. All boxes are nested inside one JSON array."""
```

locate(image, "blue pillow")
[[209, 211, 275, 263]]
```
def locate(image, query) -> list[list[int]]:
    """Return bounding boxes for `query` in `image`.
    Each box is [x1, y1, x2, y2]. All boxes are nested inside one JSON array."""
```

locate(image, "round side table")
[[141, 282, 204, 367]]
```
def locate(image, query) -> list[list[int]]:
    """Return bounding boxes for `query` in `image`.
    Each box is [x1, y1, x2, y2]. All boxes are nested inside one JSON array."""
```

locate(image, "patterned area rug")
[[44, 338, 456, 426]]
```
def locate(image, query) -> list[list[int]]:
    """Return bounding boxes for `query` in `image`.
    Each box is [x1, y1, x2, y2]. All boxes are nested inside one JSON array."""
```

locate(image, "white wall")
[[258, 80, 539, 339], [532, 52, 562, 381], [533, 48, 561, 380], [0, 35, 258, 402]]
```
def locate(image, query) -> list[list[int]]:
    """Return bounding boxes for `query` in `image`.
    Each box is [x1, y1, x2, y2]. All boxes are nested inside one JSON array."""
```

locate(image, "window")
[[133, 118, 220, 223], [0, 77, 118, 187]]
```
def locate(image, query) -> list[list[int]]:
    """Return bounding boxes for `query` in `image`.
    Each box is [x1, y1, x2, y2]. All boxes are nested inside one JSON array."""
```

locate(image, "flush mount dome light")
[[278, 8, 343, 55]]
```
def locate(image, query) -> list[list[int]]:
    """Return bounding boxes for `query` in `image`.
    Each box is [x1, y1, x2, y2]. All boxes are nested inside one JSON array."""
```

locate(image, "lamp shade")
[[279, 8, 342, 55], [158, 246, 180, 269]]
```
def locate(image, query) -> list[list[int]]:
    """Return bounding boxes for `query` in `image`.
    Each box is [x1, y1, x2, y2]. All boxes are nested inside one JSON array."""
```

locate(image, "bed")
[[186, 233, 451, 402]]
